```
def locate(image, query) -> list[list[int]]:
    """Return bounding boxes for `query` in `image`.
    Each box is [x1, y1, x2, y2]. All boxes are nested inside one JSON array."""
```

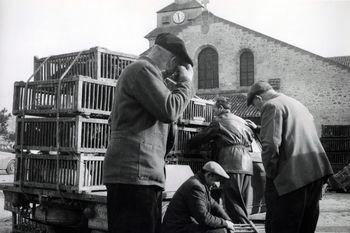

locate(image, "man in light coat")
[[247, 81, 333, 233], [103, 33, 195, 233]]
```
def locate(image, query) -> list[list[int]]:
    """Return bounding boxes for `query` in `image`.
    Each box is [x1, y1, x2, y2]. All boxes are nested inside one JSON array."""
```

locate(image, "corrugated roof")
[[198, 93, 260, 118], [328, 56, 350, 68], [157, 0, 203, 13]]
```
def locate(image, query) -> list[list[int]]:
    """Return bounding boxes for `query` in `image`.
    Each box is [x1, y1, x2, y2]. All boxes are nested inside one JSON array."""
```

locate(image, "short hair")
[[215, 97, 231, 110]]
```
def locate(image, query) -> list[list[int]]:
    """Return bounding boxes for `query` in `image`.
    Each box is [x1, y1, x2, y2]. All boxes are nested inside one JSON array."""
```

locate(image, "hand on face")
[[176, 64, 193, 82]]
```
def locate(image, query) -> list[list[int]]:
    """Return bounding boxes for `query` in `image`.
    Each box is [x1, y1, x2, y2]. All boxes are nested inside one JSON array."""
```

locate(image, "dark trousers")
[[265, 178, 323, 233], [106, 183, 162, 233], [222, 173, 252, 224]]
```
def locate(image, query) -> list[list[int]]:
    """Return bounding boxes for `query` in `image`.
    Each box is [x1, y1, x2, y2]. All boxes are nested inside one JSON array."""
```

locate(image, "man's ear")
[[255, 95, 263, 102]]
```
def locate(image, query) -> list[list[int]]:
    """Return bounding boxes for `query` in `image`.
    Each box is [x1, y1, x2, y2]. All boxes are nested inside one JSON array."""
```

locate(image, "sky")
[[0, 0, 349, 112]]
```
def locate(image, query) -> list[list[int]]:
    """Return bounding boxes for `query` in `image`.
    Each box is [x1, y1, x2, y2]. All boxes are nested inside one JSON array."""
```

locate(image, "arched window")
[[240, 50, 254, 86], [198, 47, 218, 89]]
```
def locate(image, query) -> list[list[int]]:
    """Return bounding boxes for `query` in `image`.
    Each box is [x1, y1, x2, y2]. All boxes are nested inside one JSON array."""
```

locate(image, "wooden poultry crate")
[[179, 98, 214, 126], [322, 125, 350, 137], [14, 154, 105, 193], [13, 76, 116, 117], [34, 46, 136, 81], [15, 116, 110, 154], [171, 125, 211, 154], [321, 138, 350, 152]]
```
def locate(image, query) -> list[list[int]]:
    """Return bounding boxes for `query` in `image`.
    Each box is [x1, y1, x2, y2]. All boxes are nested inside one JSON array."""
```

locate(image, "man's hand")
[[225, 220, 235, 231], [177, 64, 193, 82], [245, 119, 257, 129]]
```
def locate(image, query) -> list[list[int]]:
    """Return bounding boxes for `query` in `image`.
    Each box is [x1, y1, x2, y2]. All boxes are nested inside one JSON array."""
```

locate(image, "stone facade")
[[146, 1, 350, 135]]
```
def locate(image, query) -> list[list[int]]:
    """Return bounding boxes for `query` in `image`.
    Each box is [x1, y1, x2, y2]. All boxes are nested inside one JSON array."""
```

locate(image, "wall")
[[175, 13, 350, 134]]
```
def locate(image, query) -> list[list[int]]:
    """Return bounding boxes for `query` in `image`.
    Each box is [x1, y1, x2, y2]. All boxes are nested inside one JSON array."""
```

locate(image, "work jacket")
[[260, 93, 333, 195], [189, 111, 254, 174], [103, 58, 194, 188], [162, 172, 230, 233]]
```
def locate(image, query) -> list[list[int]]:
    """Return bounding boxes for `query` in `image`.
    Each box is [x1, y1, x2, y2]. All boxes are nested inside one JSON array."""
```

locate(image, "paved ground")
[[0, 173, 348, 232]]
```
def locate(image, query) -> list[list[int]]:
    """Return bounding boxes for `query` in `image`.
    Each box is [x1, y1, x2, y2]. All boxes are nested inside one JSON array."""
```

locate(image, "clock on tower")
[[172, 11, 185, 24]]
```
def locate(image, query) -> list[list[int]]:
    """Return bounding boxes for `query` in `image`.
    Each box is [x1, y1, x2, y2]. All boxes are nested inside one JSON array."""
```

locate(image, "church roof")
[[327, 56, 350, 68], [157, 0, 204, 13], [198, 93, 260, 118]]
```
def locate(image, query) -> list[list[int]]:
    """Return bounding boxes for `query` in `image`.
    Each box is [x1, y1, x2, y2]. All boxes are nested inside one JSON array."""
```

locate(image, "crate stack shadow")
[[13, 47, 136, 193]]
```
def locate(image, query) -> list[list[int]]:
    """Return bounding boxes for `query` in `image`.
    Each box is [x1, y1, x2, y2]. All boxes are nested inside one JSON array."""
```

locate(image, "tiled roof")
[[328, 56, 350, 68], [198, 93, 260, 118], [157, 0, 203, 13]]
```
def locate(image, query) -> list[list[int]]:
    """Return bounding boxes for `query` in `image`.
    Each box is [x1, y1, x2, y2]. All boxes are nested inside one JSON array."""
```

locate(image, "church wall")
[[176, 18, 350, 135]]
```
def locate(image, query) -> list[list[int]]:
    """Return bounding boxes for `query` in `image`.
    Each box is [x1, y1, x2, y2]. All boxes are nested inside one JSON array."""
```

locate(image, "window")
[[240, 50, 254, 86], [198, 47, 218, 89], [162, 16, 170, 25]]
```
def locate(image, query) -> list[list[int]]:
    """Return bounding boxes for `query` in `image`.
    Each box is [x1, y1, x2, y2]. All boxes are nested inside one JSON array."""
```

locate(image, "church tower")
[[146, 0, 205, 45]]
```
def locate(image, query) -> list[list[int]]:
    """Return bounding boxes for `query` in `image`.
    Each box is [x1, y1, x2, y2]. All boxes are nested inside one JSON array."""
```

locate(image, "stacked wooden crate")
[[166, 98, 215, 173], [13, 47, 137, 193], [321, 125, 350, 173]]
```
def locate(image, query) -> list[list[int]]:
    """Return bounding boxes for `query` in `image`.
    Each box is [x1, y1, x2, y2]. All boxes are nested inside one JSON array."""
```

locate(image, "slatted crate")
[[34, 47, 136, 81], [15, 116, 110, 153], [15, 154, 105, 193], [13, 76, 116, 117], [322, 125, 350, 137], [321, 138, 350, 152], [179, 98, 214, 125], [171, 125, 211, 154]]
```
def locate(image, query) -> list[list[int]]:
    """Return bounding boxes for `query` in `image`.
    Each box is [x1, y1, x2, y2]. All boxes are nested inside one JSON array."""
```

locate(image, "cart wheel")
[[6, 159, 15, 174]]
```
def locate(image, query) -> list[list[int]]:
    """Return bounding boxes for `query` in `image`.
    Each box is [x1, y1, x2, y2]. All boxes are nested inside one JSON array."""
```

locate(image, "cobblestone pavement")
[[0, 173, 348, 232]]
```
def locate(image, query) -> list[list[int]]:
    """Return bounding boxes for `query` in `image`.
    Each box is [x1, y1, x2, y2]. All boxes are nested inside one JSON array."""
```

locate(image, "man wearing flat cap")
[[247, 81, 333, 233], [103, 33, 195, 233], [162, 161, 236, 233]]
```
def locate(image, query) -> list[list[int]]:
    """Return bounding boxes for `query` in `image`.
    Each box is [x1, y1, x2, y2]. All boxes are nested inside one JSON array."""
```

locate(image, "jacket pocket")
[[138, 140, 165, 183]]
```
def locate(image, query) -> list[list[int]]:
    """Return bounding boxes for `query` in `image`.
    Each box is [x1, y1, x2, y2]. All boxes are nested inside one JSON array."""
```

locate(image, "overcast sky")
[[0, 0, 349, 111]]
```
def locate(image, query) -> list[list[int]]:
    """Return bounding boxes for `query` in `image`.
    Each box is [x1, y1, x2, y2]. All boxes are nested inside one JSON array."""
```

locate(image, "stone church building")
[[145, 0, 350, 136]]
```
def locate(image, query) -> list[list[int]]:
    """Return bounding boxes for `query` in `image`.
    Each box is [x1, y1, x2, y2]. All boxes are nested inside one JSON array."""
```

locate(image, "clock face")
[[172, 11, 185, 24]]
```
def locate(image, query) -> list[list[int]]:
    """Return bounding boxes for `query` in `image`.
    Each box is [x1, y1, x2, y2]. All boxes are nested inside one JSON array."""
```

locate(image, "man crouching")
[[162, 161, 235, 233]]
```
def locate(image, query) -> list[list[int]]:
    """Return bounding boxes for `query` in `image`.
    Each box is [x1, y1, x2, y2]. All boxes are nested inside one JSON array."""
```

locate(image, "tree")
[[0, 108, 14, 143]]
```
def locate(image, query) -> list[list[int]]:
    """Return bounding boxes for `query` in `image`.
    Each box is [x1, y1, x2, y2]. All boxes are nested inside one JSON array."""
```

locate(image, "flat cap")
[[203, 161, 229, 179], [247, 81, 273, 106], [155, 33, 193, 66]]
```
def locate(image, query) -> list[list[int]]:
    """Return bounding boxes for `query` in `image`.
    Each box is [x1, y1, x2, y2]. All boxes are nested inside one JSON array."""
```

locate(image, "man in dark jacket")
[[162, 161, 235, 233], [188, 97, 255, 224], [103, 33, 195, 233], [247, 81, 333, 233]]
